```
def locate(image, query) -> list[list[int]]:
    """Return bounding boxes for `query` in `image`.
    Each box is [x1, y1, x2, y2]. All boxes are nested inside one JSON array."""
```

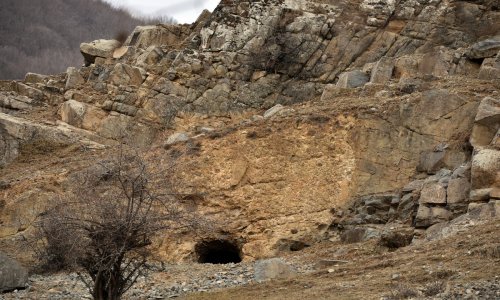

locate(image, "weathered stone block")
[[59, 100, 86, 127], [417, 151, 446, 174], [24, 72, 47, 84], [447, 178, 470, 204], [470, 124, 497, 147], [337, 70, 369, 88], [470, 188, 492, 202], [491, 188, 500, 200], [59, 100, 107, 131], [396, 193, 417, 223], [370, 57, 394, 84], [475, 97, 500, 127], [109, 63, 145, 87], [340, 227, 381, 243], [471, 148, 500, 190], [402, 180, 425, 193], [419, 183, 447, 204], [478, 57, 500, 80], [12, 82, 44, 101], [80, 39, 121, 65], [417, 149, 467, 175], [470, 97, 500, 147], [254, 258, 296, 282], [65, 67, 85, 90], [415, 205, 452, 228]]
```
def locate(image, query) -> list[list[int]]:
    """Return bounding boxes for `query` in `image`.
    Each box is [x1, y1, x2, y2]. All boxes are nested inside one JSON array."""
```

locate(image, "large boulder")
[[254, 258, 296, 282], [65, 67, 85, 90], [478, 57, 500, 80], [0, 252, 28, 292], [109, 63, 145, 87], [474, 97, 500, 128], [467, 36, 500, 59], [59, 100, 107, 131], [80, 39, 121, 66], [471, 148, 500, 191], [470, 97, 500, 147]]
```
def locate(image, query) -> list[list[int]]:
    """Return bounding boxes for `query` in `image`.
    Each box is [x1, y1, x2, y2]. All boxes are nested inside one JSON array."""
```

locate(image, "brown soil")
[[183, 219, 500, 300]]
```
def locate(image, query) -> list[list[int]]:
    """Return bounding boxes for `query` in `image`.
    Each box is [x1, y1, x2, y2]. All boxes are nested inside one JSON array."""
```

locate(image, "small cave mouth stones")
[[195, 239, 242, 264]]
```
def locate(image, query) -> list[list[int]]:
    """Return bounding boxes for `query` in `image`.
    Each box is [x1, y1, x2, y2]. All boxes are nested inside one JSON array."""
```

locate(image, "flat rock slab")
[[80, 39, 121, 65]]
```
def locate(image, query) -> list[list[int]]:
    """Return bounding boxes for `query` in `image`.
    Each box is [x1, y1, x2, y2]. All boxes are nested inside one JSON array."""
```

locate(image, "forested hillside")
[[0, 0, 165, 79]]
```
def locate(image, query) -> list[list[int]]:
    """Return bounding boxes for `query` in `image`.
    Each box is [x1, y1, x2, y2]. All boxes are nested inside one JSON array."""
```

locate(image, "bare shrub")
[[34, 148, 195, 300], [386, 284, 419, 300], [432, 269, 457, 280], [423, 281, 445, 297], [379, 230, 414, 250]]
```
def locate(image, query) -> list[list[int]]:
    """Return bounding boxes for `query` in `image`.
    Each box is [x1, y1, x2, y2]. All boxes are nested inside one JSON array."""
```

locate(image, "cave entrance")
[[195, 240, 242, 264]]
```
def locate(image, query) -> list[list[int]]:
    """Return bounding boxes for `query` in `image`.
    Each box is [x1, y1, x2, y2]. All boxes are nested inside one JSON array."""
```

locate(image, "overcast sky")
[[103, 0, 220, 24]]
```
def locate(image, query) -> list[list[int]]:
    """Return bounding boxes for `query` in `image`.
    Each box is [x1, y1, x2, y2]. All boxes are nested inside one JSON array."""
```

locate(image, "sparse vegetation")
[[0, 0, 174, 79], [33, 148, 193, 300], [423, 281, 446, 297], [386, 284, 419, 300]]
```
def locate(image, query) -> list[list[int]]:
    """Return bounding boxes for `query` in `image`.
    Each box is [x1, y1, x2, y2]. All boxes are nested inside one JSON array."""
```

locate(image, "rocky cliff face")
[[1, 0, 499, 262]]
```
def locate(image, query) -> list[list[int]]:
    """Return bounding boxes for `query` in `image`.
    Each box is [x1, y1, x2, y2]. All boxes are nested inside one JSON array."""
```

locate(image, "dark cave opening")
[[195, 239, 242, 264]]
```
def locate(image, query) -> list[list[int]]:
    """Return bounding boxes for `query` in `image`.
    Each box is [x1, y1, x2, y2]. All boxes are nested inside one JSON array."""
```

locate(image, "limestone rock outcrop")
[[0, 0, 499, 263]]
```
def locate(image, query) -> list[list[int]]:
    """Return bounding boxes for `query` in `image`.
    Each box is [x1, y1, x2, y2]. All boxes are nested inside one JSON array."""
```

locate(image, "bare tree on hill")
[[34, 148, 197, 300]]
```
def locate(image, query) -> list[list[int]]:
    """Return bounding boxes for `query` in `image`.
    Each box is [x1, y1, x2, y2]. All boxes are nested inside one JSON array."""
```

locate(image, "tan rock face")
[[348, 89, 477, 196], [163, 119, 356, 260]]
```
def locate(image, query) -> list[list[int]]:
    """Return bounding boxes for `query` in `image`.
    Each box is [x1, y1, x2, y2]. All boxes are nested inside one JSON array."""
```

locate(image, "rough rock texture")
[[0, 252, 28, 292], [467, 35, 500, 59], [65, 67, 85, 90], [1, 0, 500, 264], [254, 258, 297, 282], [80, 39, 121, 65]]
